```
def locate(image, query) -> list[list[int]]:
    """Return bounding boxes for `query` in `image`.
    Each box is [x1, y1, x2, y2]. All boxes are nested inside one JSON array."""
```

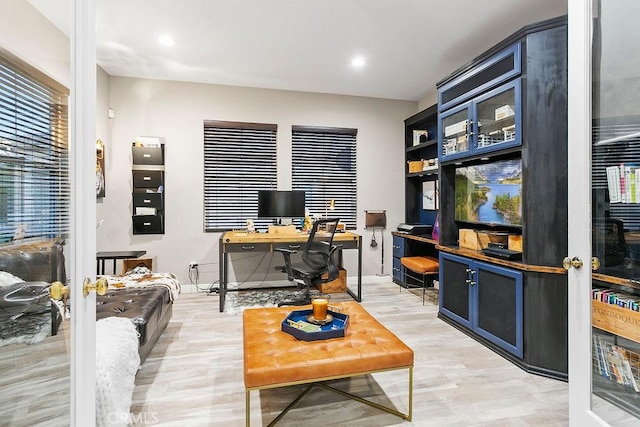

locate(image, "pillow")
[[0, 271, 25, 287]]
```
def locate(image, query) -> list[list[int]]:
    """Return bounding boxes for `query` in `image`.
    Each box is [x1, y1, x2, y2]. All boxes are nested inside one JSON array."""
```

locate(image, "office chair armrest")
[[274, 248, 296, 281]]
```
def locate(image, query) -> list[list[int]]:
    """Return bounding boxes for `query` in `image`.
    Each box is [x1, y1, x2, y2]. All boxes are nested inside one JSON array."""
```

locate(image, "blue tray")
[[281, 309, 349, 341]]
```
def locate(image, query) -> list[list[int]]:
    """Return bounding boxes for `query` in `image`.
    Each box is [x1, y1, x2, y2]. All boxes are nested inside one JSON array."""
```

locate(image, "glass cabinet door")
[[568, 0, 640, 424], [475, 80, 521, 153], [440, 106, 470, 159], [589, 0, 640, 416]]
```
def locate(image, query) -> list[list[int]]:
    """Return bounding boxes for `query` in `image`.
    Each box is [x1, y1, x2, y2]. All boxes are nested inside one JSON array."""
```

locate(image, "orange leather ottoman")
[[243, 301, 413, 426], [400, 256, 440, 304]]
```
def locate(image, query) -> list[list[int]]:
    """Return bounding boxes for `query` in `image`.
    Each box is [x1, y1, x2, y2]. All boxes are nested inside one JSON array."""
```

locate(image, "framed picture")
[[413, 130, 428, 146], [423, 180, 438, 210]]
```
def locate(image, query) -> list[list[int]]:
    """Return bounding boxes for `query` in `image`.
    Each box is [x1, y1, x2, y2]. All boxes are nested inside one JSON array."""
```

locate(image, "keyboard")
[[482, 247, 522, 261]]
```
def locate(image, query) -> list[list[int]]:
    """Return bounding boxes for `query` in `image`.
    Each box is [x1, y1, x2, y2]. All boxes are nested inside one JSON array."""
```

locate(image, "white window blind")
[[0, 52, 69, 243], [203, 121, 277, 231], [292, 126, 357, 229]]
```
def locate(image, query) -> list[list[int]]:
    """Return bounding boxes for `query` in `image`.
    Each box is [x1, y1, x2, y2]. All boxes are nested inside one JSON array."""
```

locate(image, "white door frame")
[[567, 0, 609, 425], [70, 0, 97, 424]]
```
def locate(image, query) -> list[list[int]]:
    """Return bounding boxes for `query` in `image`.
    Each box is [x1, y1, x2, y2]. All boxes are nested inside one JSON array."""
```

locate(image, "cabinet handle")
[[242, 245, 255, 250], [143, 222, 151, 226], [143, 153, 151, 158], [143, 176, 151, 181], [143, 199, 151, 203], [288, 245, 301, 249]]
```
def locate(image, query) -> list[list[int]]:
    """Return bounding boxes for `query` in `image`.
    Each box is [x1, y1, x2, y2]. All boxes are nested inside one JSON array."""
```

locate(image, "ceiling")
[[29, 0, 567, 102]]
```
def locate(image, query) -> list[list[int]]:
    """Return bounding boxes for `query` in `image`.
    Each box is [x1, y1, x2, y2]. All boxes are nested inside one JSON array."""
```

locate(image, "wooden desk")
[[218, 231, 362, 312], [96, 250, 147, 275]]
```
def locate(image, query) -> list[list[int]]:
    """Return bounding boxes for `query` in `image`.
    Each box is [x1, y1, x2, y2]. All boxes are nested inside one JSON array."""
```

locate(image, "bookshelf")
[[591, 117, 640, 414]]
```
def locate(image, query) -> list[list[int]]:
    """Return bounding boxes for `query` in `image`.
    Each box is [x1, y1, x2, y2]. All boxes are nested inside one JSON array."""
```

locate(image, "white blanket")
[[102, 269, 181, 301], [95, 317, 140, 427]]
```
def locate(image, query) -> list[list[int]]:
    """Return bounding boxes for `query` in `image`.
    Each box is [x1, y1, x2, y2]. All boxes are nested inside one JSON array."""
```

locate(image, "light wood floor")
[[131, 280, 569, 426]]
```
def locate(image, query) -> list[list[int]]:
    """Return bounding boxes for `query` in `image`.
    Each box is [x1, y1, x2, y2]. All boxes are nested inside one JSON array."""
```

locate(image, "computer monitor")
[[257, 190, 305, 220]]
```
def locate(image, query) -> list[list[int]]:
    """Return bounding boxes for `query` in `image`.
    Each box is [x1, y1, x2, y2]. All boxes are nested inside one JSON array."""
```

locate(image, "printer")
[[396, 223, 433, 236]]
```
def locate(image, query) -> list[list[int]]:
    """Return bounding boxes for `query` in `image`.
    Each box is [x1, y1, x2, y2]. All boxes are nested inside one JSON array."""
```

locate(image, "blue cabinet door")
[[472, 79, 522, 157], [439, 79, 522, 163], [438, 102, 472, 161], [392, 236, 405, 285], [439, 252, 473, 329], [474, 261, 523, 358], [439, 252, 523, 358]]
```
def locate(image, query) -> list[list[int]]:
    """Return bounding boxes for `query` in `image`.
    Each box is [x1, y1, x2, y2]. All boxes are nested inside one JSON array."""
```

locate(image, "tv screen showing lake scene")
[[455, 158, 522, 226]]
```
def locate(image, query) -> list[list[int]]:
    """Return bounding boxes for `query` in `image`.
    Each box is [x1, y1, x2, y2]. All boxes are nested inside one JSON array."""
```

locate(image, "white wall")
[[99, 77, 418, 288], [0, 0, 69, 88]]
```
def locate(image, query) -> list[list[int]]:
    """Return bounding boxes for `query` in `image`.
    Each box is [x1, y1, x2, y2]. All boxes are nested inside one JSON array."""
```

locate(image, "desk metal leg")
[[219, 239, 226, 312], [345, 236, 363, 302], [357, 236, 362, 301], [111, 259, 117, 274]]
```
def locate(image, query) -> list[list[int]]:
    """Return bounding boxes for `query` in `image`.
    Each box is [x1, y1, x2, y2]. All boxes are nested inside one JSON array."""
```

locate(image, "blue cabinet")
[[392, 235, 405, 285], [438, 43, 522, 163], [439, 252, 523, 358]]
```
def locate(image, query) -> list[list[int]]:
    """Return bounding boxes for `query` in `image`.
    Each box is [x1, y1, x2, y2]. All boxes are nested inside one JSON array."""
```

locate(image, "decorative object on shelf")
[[422, 158, 438, 171], [431, 212, 440, 242], [422, 180, 438, 210], [408, 160, 424, 173], [96, 139, 105, 198], [413, 130, 428, 146], [495, 104, 515, 120]]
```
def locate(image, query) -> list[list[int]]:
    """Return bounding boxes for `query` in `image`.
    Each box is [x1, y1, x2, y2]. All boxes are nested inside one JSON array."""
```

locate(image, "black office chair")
[[275, 218, 340, 306]]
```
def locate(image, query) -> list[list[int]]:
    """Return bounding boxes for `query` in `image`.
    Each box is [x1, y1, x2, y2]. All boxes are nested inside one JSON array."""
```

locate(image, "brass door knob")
[[591, 257, 601, 271], [83, 277, 109, 297], [562, 256, 583, 270], [49, 281, 69, 301]]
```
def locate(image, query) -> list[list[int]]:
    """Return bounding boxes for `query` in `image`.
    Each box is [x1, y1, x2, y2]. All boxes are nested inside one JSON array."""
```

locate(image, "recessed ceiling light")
[[158, 35, 175, 47], [351, 57, 366, 68]]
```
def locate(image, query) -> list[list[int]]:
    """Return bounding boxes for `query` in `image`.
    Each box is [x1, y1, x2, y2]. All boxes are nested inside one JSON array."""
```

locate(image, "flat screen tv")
[[455, 158, 522, 227], [257, 190, 306, 219]]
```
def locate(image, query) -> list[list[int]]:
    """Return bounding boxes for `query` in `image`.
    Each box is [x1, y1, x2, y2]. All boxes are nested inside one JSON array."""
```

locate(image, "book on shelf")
[[593, 287, 640, 312], [606, 163, 640, 203], [593, 335, 640, 392]]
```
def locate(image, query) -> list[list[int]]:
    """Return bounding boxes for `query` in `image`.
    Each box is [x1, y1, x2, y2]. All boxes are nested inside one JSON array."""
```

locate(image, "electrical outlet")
[[189, 261, 198, 269]]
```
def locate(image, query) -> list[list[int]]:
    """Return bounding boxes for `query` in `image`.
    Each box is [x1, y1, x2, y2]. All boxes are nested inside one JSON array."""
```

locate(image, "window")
[[0, 50, 69, 243], [292, 126, 357, 229], [203, 121, 277, 231]]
